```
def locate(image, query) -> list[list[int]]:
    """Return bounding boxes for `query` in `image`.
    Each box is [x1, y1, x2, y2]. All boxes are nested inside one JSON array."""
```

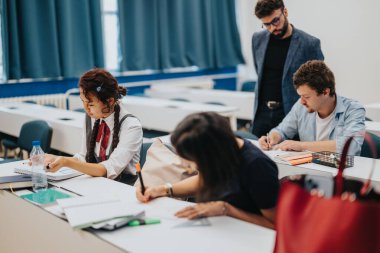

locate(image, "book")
[[20, 188, 72, 205], [57, 196, 145, 229], [0, 174, 32, 190], [271, 151, 313, 165], [14, 164, 83, 181]]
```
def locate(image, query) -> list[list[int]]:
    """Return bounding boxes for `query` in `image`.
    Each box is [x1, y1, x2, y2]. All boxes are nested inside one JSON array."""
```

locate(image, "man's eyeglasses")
[[262, 12, 284, 29]]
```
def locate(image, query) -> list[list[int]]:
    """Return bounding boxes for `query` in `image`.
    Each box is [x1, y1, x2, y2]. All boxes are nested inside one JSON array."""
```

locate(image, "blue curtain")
[[0, 0, 104, 80], [118, 0, 244, 71]]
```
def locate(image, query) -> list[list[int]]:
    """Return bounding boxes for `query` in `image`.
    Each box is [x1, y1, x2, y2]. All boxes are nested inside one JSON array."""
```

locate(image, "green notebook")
[[21, 188, 72, 205]]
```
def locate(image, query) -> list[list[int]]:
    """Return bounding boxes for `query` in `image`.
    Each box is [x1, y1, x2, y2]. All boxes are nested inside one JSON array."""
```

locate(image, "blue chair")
[[360, 132, 380, 159], [234, 130, 258, 140], [73, 108, 85, 113], [241, 81, 256, 92], [1, 120, 53, 160], [140, 142, 153, 167]]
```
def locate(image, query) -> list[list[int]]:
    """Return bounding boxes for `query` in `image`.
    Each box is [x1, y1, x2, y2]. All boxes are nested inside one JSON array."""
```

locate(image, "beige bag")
[[135, 139, 198, 187]]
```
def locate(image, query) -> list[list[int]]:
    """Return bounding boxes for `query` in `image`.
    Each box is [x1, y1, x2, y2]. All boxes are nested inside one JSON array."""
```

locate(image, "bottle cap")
[[32, 140, 41, 146]]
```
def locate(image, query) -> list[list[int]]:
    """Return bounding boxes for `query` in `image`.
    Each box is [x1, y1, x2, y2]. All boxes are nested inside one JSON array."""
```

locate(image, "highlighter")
[[127, 218, 161, 227]]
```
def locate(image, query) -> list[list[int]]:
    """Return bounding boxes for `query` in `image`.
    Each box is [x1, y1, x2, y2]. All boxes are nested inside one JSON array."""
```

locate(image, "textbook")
[[14, 164, 83, 181], [57, 196, 145, 229], [271, 151, 313, 165], [0, 174, 32, 190]]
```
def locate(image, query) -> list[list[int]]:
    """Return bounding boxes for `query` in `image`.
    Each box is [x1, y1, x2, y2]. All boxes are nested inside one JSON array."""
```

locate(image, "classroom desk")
[[365, 103, 380, 121], [145, 86, 254, 120], [365, 120, 380, 137], [0, 161, 276, 253], [122, 96, 238, 132], [158, 136, 380, 190], [67, 94, 238, 132], [254, 141, 380, 190], [0, 102, 84, 155]]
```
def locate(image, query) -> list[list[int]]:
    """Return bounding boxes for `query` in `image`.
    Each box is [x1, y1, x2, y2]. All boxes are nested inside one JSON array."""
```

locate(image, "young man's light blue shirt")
[[271, 95, 365, 155]]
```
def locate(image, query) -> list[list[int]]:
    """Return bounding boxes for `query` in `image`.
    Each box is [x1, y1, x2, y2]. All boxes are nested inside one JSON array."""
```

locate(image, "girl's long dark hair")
[[79, 68, 127, 162], [171, 112, 240, 201]]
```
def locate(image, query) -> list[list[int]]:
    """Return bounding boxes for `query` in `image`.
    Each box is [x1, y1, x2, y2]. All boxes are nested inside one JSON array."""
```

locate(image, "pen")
[[127, 218, 161, 227], [266, 133, 271, 150], [136, 163, 145, 194]]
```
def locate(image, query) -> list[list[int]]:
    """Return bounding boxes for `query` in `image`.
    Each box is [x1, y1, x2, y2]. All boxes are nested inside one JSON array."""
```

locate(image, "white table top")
[[145, 86, 254, 120], [0, 102, 84, 155], [67, 95, 238, 132], [0, 161, 276, 253], [365, 103, 380, 121], [122, 96, 238, 132], [365, 120, 380, 137]]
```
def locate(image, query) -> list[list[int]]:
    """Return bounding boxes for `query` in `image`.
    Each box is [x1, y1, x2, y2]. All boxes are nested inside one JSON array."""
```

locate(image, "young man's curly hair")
[[293, 60, 336, 97]]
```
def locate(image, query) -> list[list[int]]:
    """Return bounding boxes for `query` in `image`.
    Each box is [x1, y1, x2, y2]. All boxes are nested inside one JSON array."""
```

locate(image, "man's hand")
[[273, 140, 304, 151]]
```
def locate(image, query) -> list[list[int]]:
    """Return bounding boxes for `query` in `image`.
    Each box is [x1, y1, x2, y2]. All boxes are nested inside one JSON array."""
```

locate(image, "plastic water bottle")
[[30, 140, 47, 191]]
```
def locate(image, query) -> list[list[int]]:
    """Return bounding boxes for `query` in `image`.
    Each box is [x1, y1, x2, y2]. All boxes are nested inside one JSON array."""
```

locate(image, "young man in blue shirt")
[[259, 60, 365, 155]]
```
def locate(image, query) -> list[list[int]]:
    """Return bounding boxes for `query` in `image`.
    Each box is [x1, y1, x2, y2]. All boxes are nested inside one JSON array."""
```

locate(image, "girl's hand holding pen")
[[136, 185, 167, 203]]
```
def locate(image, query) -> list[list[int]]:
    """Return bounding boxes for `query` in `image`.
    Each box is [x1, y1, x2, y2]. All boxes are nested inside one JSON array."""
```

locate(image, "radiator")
[[0, 94, 67, 109]]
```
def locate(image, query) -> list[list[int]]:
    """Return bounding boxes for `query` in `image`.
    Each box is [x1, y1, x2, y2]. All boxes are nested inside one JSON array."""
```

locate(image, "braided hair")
[[79, 68, 127, 163]]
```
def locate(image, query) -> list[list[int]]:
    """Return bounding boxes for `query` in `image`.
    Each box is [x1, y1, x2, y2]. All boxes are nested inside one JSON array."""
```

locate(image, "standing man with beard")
[[251, 0, 324, 138]]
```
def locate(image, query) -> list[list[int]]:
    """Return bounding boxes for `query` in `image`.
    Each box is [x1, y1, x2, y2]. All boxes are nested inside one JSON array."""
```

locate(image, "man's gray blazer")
[[252, 27, 324, 119]]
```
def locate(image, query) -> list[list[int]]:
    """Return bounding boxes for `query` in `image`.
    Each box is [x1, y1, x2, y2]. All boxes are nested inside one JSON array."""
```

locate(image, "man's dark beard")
[[272, 18, 289, 39]]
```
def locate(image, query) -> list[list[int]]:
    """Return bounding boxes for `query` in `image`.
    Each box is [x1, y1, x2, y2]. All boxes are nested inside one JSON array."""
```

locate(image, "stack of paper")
[[271, 151, 313, 165], [57, 196, 144, 229], [0, 174, 32, 189]]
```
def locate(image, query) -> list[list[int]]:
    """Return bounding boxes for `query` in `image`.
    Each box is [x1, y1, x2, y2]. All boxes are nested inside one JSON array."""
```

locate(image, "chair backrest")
[[73, 108, 85, 113], [360, 132, 380, 159], [140, 142, 153, 167], [234, 130, 258, 140], [17, 120, 53, 154], [241, 81, 256, 92]]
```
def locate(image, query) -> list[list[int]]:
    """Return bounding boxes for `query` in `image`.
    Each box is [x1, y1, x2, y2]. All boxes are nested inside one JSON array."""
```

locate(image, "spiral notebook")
[[14, 164, 83, 181]]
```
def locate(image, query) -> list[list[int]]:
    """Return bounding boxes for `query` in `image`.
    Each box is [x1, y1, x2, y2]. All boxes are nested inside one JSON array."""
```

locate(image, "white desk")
[[365, 120, 380, 137], [252, 141, 380, 190], [68, 95, 238, 132], [0, 102, 84, 155], [0, 161, 276, 253], [145, 86, 254, 120], [122, 96, 238, 132], [365, 103, 380, 121]]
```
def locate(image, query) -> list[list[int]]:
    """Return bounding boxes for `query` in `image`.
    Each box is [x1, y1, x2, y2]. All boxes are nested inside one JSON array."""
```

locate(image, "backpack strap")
[[85, 113, 136, 155]]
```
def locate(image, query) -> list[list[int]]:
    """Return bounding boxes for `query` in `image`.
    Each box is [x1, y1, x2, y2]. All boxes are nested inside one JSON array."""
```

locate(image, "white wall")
[[238, 0, 380, 104]]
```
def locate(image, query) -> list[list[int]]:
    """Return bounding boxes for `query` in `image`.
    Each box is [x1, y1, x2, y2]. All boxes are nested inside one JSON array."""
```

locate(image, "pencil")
[[266, 133, 271, 150], [136, 163, 145, 195]]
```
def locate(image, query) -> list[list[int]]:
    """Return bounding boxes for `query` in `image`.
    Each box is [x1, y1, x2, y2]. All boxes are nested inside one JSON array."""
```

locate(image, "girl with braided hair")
[[44, 68, 143, 185]]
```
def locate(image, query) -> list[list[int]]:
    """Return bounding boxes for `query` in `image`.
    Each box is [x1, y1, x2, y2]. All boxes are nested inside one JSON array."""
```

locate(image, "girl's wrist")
[[219, 201, 229, 216]]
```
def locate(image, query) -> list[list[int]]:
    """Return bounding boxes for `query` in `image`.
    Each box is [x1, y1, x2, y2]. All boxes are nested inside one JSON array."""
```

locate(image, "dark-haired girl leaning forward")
[[45, 68, 143, 185], [136, 112, 279, 229]]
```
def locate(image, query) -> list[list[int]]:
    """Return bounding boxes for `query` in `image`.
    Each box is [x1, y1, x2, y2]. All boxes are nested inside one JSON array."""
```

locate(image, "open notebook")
[[14, 164, 83, 181], [57, 196, 145, 229]]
